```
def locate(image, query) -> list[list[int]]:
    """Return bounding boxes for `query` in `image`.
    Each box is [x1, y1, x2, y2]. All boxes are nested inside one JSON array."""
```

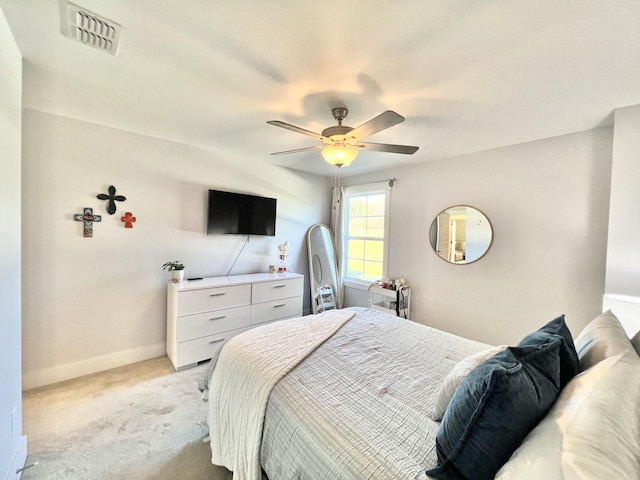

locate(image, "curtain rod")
[[350, 177, 397, 188]]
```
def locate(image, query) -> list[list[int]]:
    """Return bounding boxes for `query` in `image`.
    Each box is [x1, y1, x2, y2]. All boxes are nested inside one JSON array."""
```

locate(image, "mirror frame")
[[429, 205, 493, 265]]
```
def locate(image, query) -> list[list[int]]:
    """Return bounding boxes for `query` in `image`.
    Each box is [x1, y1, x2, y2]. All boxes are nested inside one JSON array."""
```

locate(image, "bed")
[[201, 306, 640, 480]]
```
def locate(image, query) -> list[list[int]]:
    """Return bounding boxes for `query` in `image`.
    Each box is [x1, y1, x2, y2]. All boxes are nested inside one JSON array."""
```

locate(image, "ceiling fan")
[[267, 107, 419, 167]]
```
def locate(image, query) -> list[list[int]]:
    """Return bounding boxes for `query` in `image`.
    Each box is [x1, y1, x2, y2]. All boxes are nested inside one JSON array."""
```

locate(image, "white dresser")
[[166, 272, 303, 370]]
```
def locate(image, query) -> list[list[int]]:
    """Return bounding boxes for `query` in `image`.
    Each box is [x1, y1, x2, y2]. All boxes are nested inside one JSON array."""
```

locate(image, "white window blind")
[[342, 181, 390, 284]]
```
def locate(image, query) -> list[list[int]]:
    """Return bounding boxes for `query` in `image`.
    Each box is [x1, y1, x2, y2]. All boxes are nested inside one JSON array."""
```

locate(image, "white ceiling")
[[2, 0, 639, 177]]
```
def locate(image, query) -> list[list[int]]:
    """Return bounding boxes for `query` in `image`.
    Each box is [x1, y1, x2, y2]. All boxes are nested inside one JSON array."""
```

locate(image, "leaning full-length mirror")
[[306, 224, 341, 313], [429, 206, 493, 264]]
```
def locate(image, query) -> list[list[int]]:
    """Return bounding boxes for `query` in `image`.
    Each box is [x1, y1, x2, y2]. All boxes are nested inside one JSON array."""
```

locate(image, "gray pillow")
[[631, 331, 640, 358], [431, 345, 507, 422], [574, 310, 635, 371], [495, 351, 640, 479]]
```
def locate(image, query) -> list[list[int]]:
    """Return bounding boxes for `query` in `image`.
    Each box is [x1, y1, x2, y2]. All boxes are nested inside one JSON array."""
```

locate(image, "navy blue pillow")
[[518, 314, 578, 387], [427, 340, 563, 480]]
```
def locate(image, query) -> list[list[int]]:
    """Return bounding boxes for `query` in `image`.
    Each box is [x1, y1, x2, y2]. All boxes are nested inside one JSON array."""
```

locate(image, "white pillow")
[[495, 351, 640, 479], [631, 331, 640, 358], [573, 310, 634, 371], [431, 345, 507, 421]]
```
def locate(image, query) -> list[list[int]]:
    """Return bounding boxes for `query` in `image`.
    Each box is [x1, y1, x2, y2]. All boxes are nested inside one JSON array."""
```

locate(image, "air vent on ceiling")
[[60, 1, 121, 55]]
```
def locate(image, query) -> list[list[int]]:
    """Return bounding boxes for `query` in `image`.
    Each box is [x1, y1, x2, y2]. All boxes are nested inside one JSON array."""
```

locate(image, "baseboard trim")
[[22, 343, 166, 390], [5, 435, 27, 480]]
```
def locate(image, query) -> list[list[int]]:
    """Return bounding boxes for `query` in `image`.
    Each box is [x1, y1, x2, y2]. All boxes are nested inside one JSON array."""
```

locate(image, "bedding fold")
[[208, 309, 356, 480]]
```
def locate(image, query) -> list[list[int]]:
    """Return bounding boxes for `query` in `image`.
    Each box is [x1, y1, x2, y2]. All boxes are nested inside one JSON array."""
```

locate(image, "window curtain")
[[330, 186, 345, 308]]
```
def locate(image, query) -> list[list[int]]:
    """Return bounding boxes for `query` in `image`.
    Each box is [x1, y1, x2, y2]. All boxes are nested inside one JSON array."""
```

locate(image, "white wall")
[[345, 127, 613, 345], [21, 110, 332, 389], [605, 105, 640, 296], [0, 8, 27, 479], [603, 104, 640, 334]]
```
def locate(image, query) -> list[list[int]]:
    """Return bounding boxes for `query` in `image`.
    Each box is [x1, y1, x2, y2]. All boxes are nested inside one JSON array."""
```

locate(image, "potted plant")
[[162, 261, 185, 283]]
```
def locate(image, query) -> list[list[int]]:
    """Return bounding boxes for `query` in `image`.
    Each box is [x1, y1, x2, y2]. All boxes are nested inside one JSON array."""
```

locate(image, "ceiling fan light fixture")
[[268, 108, 417, 166], [322, 144, 358, 167]]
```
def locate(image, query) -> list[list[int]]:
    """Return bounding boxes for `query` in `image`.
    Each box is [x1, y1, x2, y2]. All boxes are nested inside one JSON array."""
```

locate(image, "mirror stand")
[[306, 224, 341, 313]]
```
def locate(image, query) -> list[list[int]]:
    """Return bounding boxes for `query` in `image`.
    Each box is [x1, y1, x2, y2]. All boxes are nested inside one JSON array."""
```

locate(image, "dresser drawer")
[[251, 297, 302, 325], [178, 284, 251, 316], [252, 277, 303, 304], [177, 305, 251, 342], [175, 327, 250, 369], [167, 273, 304, 371]]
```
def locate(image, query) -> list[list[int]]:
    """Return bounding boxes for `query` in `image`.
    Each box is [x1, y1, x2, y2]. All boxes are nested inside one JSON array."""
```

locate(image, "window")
[[342, 182, 391, 285]]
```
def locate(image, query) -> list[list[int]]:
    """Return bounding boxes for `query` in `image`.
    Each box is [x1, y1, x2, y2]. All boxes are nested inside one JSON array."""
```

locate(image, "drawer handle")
[[273, 303, 286, 308], [210, 315, 226, 321], [209, 292, 226, 297], [274, 284, 287, 288], [209, 338, 226, 345]]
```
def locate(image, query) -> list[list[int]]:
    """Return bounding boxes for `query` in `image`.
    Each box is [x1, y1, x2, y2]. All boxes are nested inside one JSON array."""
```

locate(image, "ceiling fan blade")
[[270, 145, 324, 156], [348, 110, 405, 140], [267, 120, 327, 140], [359, 142, 419, 154]]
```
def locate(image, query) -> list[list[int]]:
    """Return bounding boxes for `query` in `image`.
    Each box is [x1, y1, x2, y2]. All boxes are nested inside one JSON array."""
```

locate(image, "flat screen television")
[[207, 189, 277, 236]]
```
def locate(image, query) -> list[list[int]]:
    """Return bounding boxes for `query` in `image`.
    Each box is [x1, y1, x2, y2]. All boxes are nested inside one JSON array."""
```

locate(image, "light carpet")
[[21, 356, 231, 480]]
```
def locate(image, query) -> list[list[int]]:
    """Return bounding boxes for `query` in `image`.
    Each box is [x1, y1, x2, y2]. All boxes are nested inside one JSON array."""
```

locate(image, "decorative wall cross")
[[121, 212, 137, 228], [74, 207, 102, 237], [97, 185, 126, 215]]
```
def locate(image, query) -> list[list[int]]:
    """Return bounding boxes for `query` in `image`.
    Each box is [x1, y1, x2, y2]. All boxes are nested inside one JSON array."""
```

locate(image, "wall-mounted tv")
[[207, 189, 277, 236]]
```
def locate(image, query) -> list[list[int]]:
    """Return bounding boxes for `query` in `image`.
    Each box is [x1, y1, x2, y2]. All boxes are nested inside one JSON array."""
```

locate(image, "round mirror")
[[429, 206, 493, 264]]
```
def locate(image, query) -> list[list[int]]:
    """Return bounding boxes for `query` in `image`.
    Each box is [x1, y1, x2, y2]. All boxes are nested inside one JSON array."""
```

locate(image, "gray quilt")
[[259, 307, 488, 480]]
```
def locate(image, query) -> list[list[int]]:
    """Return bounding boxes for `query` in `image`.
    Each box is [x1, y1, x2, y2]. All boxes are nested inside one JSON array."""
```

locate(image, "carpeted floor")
[[21, 356, 232, 480]]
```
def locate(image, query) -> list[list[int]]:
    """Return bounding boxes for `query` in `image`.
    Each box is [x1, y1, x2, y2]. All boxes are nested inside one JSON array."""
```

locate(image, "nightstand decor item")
[[368, 279, 411, 318], [163, 261, 185, 283], [74, 207, 102, 237], [121, 211, 136, 228], [277, 241, 289, 272], [97, 185, 126, 214]]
